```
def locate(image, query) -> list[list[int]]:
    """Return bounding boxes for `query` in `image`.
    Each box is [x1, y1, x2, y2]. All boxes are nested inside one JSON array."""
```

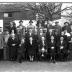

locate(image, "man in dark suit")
[[33, 30, 39, 61], [27, 36, 37, 62], [54, 21, 62, 35], [56, 36, 68, 61], [47, 35, 56, 63], [38, 36, 47, 61], [17, 20, 26, 39], [8, 21, 17, 34], [62, 22, 70, 33], [17, 37, 26, 63], [27, 20, 35, 33]]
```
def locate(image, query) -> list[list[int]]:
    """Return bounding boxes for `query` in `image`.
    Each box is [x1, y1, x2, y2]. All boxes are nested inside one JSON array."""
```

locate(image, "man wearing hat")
[[62, 22, 70, 33], [56, 36, 68, 61], [48, 35, 56, 63], [38, 36, 47, 61], [8, 21, 17, 34], [27, 20, 35, 34], [26, 36, 37, 62], [54, 21, 62, 35], [17, 20, 26, 39]]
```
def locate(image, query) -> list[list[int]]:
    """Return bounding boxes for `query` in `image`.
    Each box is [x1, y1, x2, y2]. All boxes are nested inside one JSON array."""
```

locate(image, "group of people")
[[1, 19, 72, 63]]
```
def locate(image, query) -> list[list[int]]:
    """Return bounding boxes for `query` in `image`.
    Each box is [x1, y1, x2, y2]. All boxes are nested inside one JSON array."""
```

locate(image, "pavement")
[[0, 61, 72, 72]]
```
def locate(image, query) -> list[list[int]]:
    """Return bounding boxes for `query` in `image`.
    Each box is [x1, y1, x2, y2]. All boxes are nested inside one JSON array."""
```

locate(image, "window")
[[4, 12, 12, 17]]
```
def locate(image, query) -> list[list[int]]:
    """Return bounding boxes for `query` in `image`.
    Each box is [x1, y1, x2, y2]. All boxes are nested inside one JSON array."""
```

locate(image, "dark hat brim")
[[19, 20, 23, 23], [64, 22, 69, 25], [29, 20, 33, 23]]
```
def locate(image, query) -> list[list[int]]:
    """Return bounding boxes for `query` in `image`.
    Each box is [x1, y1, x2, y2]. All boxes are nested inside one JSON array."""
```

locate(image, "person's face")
[[29, 29, 32, 33], [55, 23, 58, 26], [51, 36, 54, 40], [10, 22, 13, 27], [6, 31, 9, 34], [61, 32, 64, 35], [20, 22, 23, 26], [21, 38, 25, 43], [11, 30, 14, 34], [30, 37, 33, 41], [55, 32, 58, 35], [60, 37, 63, 41], [65, 23, 68, 26], [42, 37, 45, 41], [49, 29, 52, 33], [40, 29, 43, 33], [64, 30, 67, 33], [30, 22, 32, 25], [12, 34, 15, 38], [45, 21, 47, 25]]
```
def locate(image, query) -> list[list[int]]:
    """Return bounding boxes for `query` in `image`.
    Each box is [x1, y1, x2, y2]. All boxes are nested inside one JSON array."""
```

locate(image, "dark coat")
[[8, 26, 17, 34], [38, 39, 47, 56], [17, 25, 26, 37], [18, 43, 26, 55], [48, 40, 56, 55], [7, 36, 20, 59], [62, 26, 70, 33], [56, 40, 67, 54], [27, 37, 37, 56]]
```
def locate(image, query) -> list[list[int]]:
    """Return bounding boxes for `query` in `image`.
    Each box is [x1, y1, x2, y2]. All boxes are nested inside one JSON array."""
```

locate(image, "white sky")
[[61, 3, 72, 15], [0, 0, 72, 2]]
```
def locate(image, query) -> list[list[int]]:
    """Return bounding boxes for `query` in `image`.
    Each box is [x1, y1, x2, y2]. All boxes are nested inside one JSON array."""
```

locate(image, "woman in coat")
[[7, 30, 20, 61], [27, 36, 37, 62], [17, 37, 26, 63]]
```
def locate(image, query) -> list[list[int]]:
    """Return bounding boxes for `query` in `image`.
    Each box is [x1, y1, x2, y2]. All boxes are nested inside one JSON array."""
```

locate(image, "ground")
[[0, 61, 72, 72]]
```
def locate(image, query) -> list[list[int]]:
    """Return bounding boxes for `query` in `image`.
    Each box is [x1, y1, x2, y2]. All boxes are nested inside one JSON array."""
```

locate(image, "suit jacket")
[[56, 40, 67, 53], [8, 26, 17, 34], [39, 39, 47, 50], [62, 26, 70, 33], [7, 36, 20, 48], [48, 39, 56, 54], [17, 25, 26, 37]]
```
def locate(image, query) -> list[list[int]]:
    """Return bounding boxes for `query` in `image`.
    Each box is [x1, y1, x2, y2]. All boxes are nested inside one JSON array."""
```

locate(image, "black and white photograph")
[[0, 1, 72, 72]]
